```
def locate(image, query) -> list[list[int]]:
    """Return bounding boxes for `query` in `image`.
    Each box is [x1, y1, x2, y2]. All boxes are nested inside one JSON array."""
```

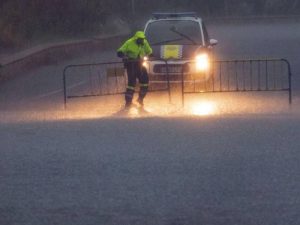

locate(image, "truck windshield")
[[145, 20, 202, 46]]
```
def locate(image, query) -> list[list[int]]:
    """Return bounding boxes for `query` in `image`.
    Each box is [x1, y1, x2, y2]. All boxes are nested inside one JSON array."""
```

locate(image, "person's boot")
[[125, 88, 134, 109], [137, 97, 144, 106], [125, 101, 132, 109], [138, 85, 148, 107]]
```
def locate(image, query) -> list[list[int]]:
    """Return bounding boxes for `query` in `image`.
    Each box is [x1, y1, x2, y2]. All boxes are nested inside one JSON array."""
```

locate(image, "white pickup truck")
[[143, 12, 218, 81]]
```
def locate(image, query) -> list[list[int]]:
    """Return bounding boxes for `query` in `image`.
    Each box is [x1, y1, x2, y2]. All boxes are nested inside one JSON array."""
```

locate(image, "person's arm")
[[144, 40, 153, 56], [117, 40, 129, 58]]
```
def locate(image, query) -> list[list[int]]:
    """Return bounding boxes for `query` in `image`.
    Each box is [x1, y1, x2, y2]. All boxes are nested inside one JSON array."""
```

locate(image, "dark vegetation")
[[1, 0, 300, 49]]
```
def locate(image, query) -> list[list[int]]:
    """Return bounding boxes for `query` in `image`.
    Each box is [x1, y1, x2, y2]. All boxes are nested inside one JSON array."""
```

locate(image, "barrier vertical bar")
[[181, 63, 186, 107], [289, 66, 292, 104], [106, 65, 110, 94], [273, 61, 277, 90], [97, 68, 102, 95], [242, 61, 246, 91], [235, 61, 238, 91], [212, 60, 215, 91], [165, 60, 171, 103], [250, 60, 253, 91], [227, 61, 230, 91], [281, 59, 292, 104], [265, 60, 269, 90], [114, 65, 119, 94], [280, 61, 284, 90], [89, 65, 94, 95], [219, 62, 222, 91], [258, 60, 261, 91], [63, 67, 68, 109]]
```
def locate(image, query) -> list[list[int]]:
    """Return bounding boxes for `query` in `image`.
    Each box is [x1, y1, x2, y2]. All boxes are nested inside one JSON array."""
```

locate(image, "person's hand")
[[122, 56, 129, 63], [148, 53, 155, 60], [117, 51, 125, 58]]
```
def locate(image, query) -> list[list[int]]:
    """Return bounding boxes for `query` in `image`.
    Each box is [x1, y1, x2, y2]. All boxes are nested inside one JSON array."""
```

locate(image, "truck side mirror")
[[209, 39, 218, 46]]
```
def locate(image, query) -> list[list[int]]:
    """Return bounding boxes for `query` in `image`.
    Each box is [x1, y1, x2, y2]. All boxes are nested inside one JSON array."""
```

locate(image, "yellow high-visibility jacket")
[[117, 31, 152, 59]]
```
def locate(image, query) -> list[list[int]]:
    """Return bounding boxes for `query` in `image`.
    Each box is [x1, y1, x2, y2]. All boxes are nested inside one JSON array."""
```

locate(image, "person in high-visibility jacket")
[[117, 31, 152, 108]]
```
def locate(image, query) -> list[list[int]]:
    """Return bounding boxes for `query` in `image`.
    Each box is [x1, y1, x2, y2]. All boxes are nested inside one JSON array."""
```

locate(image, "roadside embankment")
[[0, 33, 129, 82]]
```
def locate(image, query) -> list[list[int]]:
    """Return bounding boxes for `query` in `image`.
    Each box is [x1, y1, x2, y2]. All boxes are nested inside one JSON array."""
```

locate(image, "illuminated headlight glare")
[[142, 62, 148, 67], [195, 54, 209, 71], [142, 56, 149, 68]]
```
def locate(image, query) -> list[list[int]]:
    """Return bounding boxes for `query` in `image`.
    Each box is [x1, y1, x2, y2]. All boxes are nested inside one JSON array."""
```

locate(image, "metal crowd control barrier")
[[181, 59, 292, 106], [63, 59, 171, 108]]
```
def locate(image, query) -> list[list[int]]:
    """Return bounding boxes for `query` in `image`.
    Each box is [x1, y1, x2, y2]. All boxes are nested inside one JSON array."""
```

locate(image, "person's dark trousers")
[[138, 67, 149, 101], [125, 61, 149, 104]]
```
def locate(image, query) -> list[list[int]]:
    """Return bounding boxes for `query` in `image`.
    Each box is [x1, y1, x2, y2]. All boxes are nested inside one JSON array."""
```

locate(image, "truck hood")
[[151, 45, 201, 60]]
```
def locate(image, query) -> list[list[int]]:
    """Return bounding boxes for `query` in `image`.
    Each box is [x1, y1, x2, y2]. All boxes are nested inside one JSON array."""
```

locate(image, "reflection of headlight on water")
[[191, 101, 216, 116], [128, 107, 140, 117], [195, 54, 210, 71]]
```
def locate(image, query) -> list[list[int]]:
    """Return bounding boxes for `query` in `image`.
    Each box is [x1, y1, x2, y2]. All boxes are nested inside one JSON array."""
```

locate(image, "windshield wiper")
[[169, 27, 198, 45], [151, 38, 184, 46]]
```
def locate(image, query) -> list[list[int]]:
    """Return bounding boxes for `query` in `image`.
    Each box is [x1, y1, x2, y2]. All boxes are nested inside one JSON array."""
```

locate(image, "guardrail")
[[63, 59, 171, 109], [181, 58, 292, 106]]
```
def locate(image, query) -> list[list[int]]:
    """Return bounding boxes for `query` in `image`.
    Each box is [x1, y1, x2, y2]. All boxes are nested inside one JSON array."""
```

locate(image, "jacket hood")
[[133, 31, 146, 39]]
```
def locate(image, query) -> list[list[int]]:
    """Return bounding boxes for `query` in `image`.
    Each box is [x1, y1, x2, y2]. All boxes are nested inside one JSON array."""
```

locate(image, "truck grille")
[[153, 64, 189, 73]]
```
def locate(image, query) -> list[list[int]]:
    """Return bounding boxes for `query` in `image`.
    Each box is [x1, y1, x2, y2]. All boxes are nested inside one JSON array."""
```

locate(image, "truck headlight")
[[142, 56, 149, 68], [195, 53, 209, 71]]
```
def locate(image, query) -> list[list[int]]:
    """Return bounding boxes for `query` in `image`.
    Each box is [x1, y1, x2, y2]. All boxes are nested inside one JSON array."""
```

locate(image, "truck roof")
[[152, 12, 199, 20]]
